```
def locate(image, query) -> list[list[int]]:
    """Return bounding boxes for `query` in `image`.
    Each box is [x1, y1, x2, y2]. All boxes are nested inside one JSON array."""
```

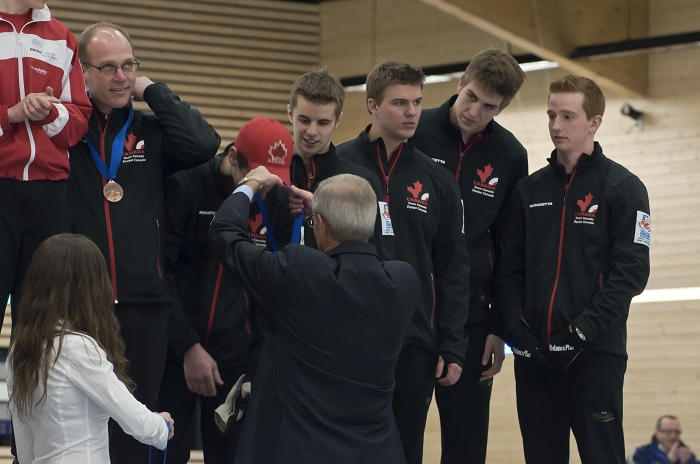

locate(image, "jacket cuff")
[[0, 105, 10, 133], [170, 329, 201, 357], [40, 104, 59, 125], [440, 352, 463, 369]]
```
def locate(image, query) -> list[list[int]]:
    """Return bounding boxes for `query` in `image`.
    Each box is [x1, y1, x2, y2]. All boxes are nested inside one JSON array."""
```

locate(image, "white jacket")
[[7, 333, 168, 463]]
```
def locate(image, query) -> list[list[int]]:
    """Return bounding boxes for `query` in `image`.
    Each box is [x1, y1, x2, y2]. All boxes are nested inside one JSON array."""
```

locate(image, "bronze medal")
[[103, 180, 124, 202]]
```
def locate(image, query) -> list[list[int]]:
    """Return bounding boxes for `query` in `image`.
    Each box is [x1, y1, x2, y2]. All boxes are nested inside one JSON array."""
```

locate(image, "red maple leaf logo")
[[407, 180, 423, 199], [476, 164, 494, 183], [577, 193, 594, 212], [124, 133, 137, 152], [269, 141, 288, 164], [248, 213, 264, 234]]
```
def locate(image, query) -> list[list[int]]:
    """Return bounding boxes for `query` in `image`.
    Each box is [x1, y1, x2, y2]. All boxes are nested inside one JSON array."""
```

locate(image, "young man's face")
[[547, 92, 600, 157], [368, 83, 422, 144], [287, 95, 341, 160], [82, 29, 137, 115], [451, 79, 503, 139]]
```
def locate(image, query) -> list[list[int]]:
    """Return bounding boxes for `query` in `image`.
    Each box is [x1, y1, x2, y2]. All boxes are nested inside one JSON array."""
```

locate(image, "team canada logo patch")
[[573, 192, 598, 225], [268, 141, 288, 165], [634, 211, 651, 248], [472, 164, 498, 198], [248, 213, 268, 248], [406, 180, 429, 213], [122, 133, 146, 163]]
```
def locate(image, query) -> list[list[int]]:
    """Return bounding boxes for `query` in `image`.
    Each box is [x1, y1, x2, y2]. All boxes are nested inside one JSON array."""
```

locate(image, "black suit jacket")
[[209, 191, 420, 464]]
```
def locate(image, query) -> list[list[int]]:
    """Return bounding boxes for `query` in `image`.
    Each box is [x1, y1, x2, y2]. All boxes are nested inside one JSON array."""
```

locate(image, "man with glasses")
[[67, 21, 220, 464], [628, 416, 697, 464]]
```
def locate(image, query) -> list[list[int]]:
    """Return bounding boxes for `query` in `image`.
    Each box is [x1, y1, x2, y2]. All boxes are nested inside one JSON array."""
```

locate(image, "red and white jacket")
[[0, 6, 91, 181]]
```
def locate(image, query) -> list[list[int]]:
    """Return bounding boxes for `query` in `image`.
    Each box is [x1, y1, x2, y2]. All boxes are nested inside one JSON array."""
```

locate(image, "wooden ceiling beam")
[[418, 0, 648, 97]]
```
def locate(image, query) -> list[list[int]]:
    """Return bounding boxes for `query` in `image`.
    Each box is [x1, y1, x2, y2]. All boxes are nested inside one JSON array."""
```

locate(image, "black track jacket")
[[499, 143, 651, 356], [337, 128, 470, 367], [68, 82, 220, 304], [164, 153, 292, 368], [410, 96, 528, 336]]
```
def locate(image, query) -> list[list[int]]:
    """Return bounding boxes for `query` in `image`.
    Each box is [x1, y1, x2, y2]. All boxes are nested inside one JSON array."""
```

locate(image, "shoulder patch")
[[634, 211, 651, 248]]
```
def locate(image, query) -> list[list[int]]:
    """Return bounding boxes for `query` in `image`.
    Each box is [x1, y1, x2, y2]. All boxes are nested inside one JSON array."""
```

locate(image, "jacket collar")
[[212, 153, 235, 196], [31, 5, 51, 21], [327, 241, 378, 258], [547, 141, 604, 173], [290, 143, 340, 190], [89, 102, 131, 134]]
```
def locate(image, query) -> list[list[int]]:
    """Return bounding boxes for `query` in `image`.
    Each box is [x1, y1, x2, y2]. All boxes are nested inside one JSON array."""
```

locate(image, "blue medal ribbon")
[[255, 187, 303, 252], [84, 106, 134, 181]]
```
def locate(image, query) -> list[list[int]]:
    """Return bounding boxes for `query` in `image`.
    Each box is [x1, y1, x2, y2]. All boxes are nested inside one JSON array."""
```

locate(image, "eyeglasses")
[[307, 214, 317, 228], [83, 59, 140, 75], [658, 429, 682, 435]]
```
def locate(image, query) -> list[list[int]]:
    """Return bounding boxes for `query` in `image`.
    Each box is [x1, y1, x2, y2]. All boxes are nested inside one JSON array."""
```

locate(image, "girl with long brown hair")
[[7, 234, 174, 463]]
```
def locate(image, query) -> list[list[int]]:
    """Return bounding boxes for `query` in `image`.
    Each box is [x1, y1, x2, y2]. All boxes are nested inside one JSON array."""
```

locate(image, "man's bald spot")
[[78, 22, 133, 64]]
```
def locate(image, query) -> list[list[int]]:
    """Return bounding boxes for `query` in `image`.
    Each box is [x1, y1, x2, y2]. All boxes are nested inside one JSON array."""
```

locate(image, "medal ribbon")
[[255, 186, 303, 252], [84, 106, 134, 181]]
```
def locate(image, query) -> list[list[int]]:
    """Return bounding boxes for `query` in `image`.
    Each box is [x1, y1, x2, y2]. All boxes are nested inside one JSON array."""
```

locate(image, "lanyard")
[[255, 191, 303, 251], [148, 418, 169, 464], [84, 106, 134, 181]]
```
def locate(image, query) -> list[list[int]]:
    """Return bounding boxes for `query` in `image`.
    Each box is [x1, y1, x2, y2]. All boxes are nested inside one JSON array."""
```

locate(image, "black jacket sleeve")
[[573, 176, 651, 342], [162, 175, 202, 356], [142, 82, 220, 175], [488, 151, 529, 338], [209, 191, 296, 309], [497, 183, 528, 345], [434, 177, 471, 367]]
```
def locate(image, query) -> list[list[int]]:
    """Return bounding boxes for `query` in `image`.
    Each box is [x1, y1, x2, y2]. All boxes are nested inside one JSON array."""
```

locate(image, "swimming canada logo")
[[472, 164, 498, 198], [122, 133, 146, 163], [574, 192, 598, 225], [406, 180, 429, 213], [248, 213, 268, 248], [634, 211, 651, 247], [268, 141, 288, 165]]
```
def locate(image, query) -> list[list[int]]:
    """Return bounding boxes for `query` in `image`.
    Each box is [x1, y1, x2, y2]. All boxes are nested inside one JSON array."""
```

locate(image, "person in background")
[[7, 234, 174, 464], [628, 416, 697, 464]]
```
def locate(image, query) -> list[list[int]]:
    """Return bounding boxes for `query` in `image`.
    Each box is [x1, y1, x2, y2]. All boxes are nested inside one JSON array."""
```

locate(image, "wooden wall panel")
[[50, 0, 320, 145]]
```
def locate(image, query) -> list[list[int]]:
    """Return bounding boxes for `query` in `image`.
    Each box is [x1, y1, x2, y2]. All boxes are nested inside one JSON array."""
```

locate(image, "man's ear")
[[367, 98, 379, 115], [287, 104, 294, 124], [335, 112, 343, 129], [226, 145, 239, 166], [589, 115, 603, 134]]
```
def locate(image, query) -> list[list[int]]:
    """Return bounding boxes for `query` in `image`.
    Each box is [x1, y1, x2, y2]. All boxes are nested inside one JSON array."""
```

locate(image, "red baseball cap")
[[234, 116, 293, 185]]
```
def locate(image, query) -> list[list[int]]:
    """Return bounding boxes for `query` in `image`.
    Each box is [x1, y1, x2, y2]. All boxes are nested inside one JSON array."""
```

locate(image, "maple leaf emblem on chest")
[[407, 181, 423, 198], [124, 133, 137, 151], [476, 164, 493, 183], [248, 213, 264, 234], [577, 193, 594, 212]]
